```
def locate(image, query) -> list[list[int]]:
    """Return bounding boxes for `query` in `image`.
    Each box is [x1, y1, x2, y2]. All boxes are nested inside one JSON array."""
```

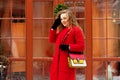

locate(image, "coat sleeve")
[[49, 29, 57, 43], [69, 28, 85, 52]]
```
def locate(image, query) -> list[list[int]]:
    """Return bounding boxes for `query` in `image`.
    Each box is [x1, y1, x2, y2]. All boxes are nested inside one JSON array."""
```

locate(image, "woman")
[[49, 9, 85, 80]]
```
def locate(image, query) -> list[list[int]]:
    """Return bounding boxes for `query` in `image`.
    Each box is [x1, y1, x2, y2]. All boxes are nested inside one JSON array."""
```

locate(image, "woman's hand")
[[59, 44, 69, 51], [51, 16, 61, 30]]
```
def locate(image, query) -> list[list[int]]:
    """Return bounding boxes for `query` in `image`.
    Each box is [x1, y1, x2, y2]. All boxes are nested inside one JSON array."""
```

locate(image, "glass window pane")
[[76, 68, 86, 80], [108, 61, 120, 80], [93, 61, 120, 80], [33, 60, 52, 80], [108, 39, 120, 57], [12, 0, 25, 18], [0, 0, 11, 18], [64, 0, 74, 7], [92, 0, 106, 19], [11, 61, 26, 72], [7, 61, 26, 79], [33, 19, 52, 37], [76, 0, 85, 18], [93, 39, 106, 57], [92, 20, 106, 37], [0, 19, 11, 37], [33, 0, 53, 18], [12, 39, 26, 57], [64, 0, 75, 15], [93, 61, 106, 80], [11, 22, 26, 37], [107, 0, 120, 19], [107, 20, 120, 38], [33, 39, 55, 57], [0, 39, 11, 56], [64, 0, 85, 18], [78, 20, 86, 34]]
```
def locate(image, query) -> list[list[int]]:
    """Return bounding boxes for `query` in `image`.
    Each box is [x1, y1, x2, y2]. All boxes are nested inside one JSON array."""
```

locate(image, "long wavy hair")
[[55, 9, 82, 32]]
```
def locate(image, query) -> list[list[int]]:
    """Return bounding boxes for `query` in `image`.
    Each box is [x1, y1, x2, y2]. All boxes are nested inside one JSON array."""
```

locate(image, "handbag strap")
[[61, 28, 72, 44]]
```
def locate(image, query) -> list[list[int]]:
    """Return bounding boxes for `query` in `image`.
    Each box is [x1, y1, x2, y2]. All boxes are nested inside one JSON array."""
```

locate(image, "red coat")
[[49, 26, 85, 80]]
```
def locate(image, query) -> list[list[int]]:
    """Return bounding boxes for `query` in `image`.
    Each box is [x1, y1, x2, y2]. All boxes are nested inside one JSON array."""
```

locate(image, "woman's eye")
[[62, 18, 67, 20], [64, 17, 67, 19]]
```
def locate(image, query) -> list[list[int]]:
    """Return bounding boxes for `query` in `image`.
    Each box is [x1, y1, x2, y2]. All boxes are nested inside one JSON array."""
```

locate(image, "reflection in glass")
[[92, 20, 106, 37], [7, 61, 26, 80], [12, 0, 25, 18], [107, 0, 120, 19], [76, 68, 86, 80], [11, 39, 26, 57], [0, 0, 11, 18], [77, 20, 85, 34], [108, 39, 119, 57], [33, 19, 52, 37], [76, 0, 85, 18], [92, 0, 106, 18], [64, 0, 74, 8], [108, 61, 120, 80], [93, 61, 106, 80], [33, 0, 53, 18], [93, 39, 106, 57], [0, 39, 11, 57], [11, 22, 26, 37], [107, 20, 120, 38], [64, 0, 85, 18], [0, 19, 11, 37], [33, 39, 55, 57], [33, 60, 52, 80], [107, 19, 120, 57]]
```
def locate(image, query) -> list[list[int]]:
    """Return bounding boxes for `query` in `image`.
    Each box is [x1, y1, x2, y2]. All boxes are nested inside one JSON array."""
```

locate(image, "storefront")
[[0, 0, 120, 80]]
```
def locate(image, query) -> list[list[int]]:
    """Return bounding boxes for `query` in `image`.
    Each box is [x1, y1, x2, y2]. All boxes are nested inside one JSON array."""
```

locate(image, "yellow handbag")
[[68, 52, 87, 68]]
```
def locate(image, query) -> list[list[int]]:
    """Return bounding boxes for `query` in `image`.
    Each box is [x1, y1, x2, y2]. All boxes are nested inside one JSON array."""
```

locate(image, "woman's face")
[[60, 13, 70, 27]]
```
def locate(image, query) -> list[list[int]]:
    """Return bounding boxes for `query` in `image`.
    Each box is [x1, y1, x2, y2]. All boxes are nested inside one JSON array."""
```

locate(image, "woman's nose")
[[61, 19, 65, 23]]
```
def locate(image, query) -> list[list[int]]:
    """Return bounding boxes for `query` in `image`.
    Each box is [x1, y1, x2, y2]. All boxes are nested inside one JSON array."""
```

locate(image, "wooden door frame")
[[26, 0, 33, 80], [85, 0, 92, 80], [25, 0, 93, 80]]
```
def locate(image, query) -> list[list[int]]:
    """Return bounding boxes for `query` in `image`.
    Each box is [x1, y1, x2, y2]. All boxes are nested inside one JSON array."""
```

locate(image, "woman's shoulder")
[[72, 26, 85, 38], [72, 26, 83, 32], [72, 26, 79, 29]]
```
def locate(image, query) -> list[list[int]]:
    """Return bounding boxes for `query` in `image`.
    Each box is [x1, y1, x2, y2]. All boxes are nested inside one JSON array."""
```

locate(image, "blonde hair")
[[55, 9, 82, 32]]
